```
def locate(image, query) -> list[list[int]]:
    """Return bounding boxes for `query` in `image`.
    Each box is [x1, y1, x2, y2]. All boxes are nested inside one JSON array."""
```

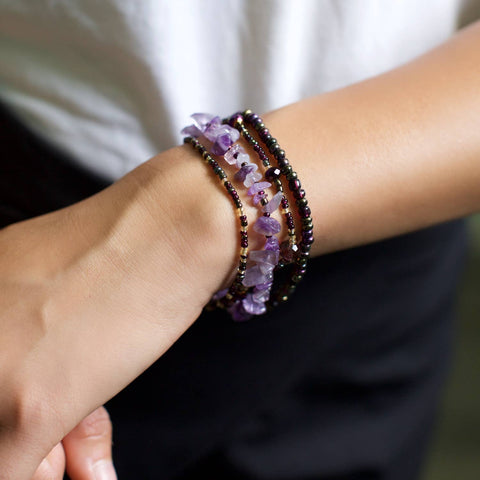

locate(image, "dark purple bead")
[[293, 188, 306, 200], [265, 167, 281, 180], [299, 205, 311, 218], [289, 178, 301, 191], [302, 234, 314, 245], [274, 149, 286, 160], [259, 128, 270, 138], [277, 157, 289, 168]]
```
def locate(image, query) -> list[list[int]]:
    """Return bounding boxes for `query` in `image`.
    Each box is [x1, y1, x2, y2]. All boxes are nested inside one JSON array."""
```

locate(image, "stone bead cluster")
[[181, 109, 313, 321]]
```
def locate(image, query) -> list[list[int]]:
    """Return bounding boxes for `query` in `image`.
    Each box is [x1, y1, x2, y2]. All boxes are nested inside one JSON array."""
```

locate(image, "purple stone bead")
[[181, 124, 203, 138], [224, 143, 242, 165], [249, 249, 279, 273], [235, 152, 251, 168], [212, 132, 238, 155], [249, 249, 278, 264], [262, 191, 283, 214], [247, 181, 271, 196], [234, 163, 257, 183], [255, 280, 273, 291], [191, 113, 217, 128], [243, 265, 269, 287], [242, 293, 267, 315], [205, 123, 239, 142], [265, 236, 280, 252], [253, 216, 281, 236], [244, 171, 262, 187], [228, 302, 252, 322], [253, 286, 271, 303]]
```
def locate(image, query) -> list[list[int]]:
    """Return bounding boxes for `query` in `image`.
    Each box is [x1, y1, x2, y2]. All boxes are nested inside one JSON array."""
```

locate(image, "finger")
[[31, 442, 66, 480], [62, 406, 117, 480]]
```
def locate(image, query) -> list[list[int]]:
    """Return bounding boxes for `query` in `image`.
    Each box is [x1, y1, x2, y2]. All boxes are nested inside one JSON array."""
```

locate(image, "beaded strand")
[[184, 136, 249, 309], [240, 110, 314, 305]]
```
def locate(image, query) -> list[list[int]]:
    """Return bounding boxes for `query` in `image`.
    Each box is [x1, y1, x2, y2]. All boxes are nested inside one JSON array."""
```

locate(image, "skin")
[[1, 17, 480, 480]]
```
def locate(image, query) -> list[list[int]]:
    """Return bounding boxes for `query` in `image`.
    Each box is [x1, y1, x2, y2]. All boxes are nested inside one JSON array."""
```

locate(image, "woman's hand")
[[0, 145, 242, 479], [32, 407, 116, 480]]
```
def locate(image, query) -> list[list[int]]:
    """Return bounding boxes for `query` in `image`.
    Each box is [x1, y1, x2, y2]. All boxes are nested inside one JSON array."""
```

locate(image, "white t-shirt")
[[0, 0, 478, 180]]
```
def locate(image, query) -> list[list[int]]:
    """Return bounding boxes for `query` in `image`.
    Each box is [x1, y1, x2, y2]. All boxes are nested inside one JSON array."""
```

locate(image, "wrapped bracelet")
[[181, 110, 313, 320]]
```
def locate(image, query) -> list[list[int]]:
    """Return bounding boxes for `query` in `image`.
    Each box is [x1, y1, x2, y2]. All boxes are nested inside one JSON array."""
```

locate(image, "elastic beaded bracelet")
[[239, 110, 314, 305], [183, 136, 249, 309], [227, 114, 298, 268], [181, 110, 314, 319]]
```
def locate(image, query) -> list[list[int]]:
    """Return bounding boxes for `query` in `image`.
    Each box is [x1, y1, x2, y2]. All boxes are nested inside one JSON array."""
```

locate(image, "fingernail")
[[93, 459, 117, 480]]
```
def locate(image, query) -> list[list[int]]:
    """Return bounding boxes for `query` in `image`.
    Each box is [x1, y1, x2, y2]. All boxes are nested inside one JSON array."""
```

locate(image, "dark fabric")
[[0, 100, 468, 480]]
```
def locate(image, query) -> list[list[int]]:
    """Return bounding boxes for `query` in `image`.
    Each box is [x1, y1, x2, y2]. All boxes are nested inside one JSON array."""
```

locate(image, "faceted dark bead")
[[265, 167, 281, 180]]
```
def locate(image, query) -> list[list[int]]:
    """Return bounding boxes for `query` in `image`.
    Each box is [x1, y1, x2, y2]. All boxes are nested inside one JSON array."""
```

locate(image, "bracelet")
[[181, 110, 313, 320]]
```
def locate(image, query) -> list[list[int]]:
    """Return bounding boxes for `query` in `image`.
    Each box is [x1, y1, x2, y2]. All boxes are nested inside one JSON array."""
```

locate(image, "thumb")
[[62, 406, 117, 480]]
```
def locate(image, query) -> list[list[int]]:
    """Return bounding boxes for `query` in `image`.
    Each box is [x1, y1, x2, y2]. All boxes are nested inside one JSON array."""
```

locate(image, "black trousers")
[[1, 101, 468, 480]]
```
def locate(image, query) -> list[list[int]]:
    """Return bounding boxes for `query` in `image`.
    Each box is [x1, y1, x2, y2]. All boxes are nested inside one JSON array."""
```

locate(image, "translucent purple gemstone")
[[253, 287, 270, 303], [262, 191, 283, 214], [249, 249, 279, 267], [235, 152, 251, 168], [248, 181, 271, 196], [228, 302, 252, 322], [191, 113, 217, 128], [205, 123, 239, 143], [244, 171, 262, 187], [234, 163, 257, 183], [212, 130, 240, 155], [180, 124, 203, 138], [242, 265, 264, 287], [224, 144, 242, 165], [265, 236, 280, 252], [242, 293, 267, 315], [253, 216, 281, 236]]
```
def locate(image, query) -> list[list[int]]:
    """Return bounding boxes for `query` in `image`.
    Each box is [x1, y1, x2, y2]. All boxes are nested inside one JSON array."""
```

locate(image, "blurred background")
[[422, 214, 480, 480]]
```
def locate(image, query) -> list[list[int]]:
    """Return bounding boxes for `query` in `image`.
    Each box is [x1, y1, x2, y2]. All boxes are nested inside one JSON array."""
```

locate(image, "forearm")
[[264, 19, 480, 255]]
